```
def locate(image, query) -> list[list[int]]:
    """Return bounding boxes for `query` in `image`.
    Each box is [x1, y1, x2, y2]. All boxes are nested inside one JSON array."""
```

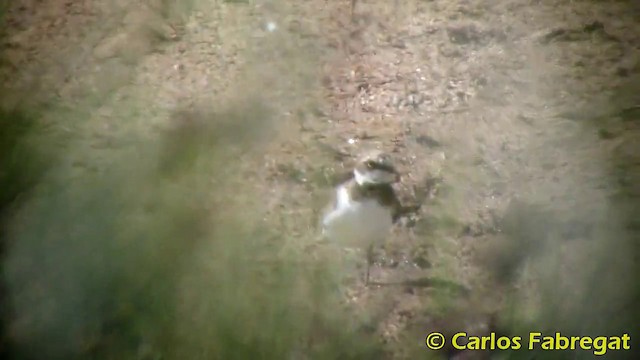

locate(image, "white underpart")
[[354, 168, 396, 185], [322, 184, 393, 250]]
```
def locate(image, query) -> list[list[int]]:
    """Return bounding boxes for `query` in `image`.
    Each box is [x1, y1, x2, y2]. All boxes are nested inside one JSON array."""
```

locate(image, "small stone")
[[583, 21, 604, 33], [616, 67, 629, 77], [93, 32, 129, 59], [597, 128, 616, 139], [416, 134, 441, 148], [266, 21, 278, 32]]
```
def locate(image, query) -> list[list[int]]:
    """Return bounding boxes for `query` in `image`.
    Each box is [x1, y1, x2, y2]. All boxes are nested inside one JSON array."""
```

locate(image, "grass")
[[0, 97, 392, 359], [0, 1, 381, 358]]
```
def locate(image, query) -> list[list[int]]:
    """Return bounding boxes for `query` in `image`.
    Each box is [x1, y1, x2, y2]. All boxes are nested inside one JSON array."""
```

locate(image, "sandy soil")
[[1, 0, 639, 359]]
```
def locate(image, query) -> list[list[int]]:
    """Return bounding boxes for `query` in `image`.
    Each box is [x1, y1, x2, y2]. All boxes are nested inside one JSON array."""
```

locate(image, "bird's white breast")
[[322, 185, 393, 249]]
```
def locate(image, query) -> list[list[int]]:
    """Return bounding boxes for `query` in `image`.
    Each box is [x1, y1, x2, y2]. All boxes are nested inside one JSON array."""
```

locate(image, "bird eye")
[[366, 160, 375, 168]]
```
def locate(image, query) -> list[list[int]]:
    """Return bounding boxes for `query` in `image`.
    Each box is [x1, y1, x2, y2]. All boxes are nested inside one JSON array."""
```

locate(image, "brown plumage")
[[344, 181, 403, 222]]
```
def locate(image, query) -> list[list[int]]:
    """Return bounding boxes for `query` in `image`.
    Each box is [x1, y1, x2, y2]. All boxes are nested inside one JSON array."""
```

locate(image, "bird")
[[321, 149, 403, 285]]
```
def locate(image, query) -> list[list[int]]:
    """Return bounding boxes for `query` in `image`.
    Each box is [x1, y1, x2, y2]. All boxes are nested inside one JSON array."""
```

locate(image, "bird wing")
[[377, 185, 421, 224]]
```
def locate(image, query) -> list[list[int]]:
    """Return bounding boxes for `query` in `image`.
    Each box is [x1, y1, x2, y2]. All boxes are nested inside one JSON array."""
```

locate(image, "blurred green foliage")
[[0, 100, 386, 360]]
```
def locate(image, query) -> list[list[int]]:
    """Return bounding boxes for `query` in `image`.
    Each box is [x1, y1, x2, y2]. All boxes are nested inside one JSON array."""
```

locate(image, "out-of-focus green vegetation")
[[0, 106, 58, 360], [476, 77, 640, 359], [0, 100, 387, 360], [1, 1, 380, 358]]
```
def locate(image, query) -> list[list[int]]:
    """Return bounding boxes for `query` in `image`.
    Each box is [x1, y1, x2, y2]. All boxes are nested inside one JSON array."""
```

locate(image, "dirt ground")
[[1, 0, 639, 359]]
